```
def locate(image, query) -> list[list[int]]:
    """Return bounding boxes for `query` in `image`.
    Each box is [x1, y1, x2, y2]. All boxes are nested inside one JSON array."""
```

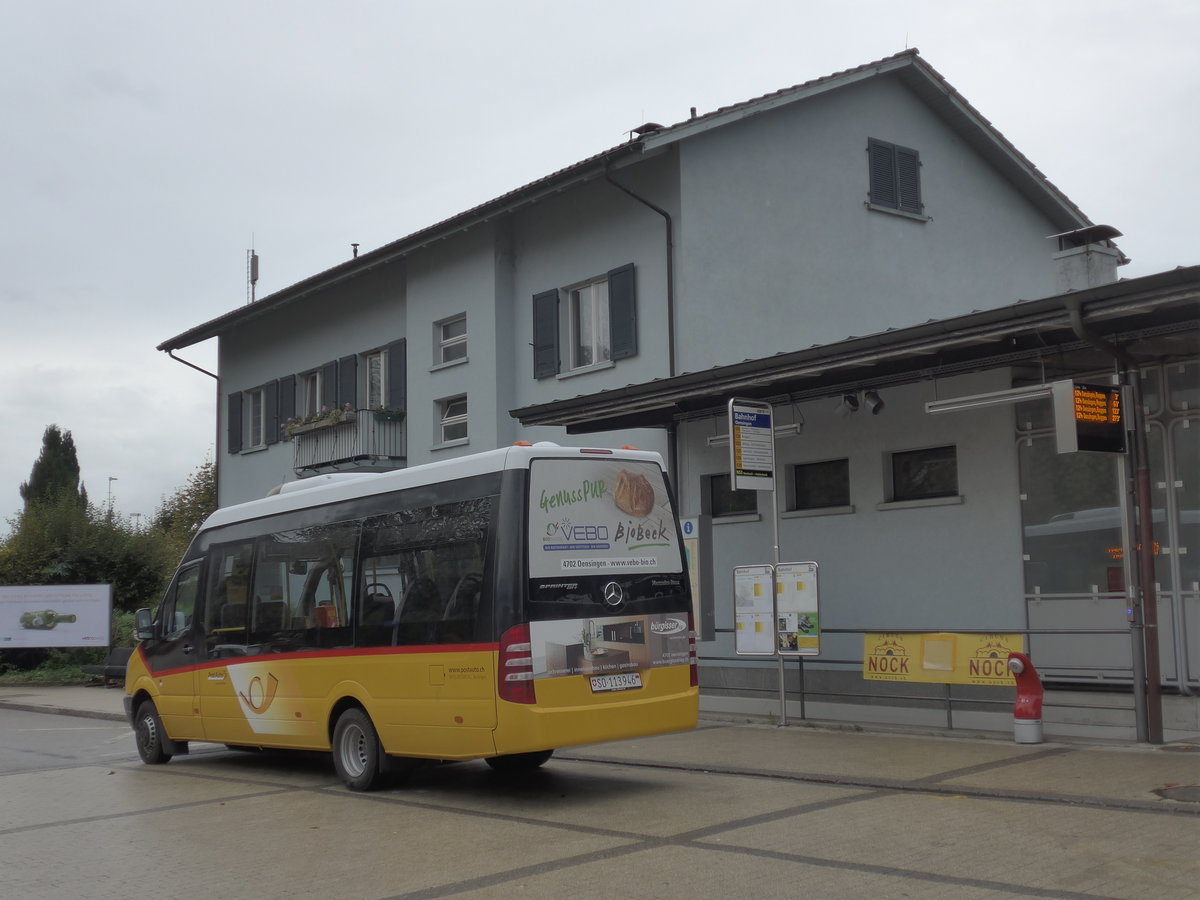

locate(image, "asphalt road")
[[2, 706, 1197, 899]]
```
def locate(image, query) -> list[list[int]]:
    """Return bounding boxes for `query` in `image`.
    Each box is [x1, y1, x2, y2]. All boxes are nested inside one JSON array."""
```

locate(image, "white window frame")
[[301, 371, 321, 417], [438, 395, 468, 445], [567, 278, 610, 371], [436, 314, 468, 367], [365, 350, 385, 409], [246, 387, 267, 449]]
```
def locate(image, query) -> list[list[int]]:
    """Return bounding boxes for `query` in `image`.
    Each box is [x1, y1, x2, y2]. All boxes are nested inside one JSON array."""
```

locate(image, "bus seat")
[[398, 579, 440, 621], [443, 574, 482, 621], [396, 578, 441, 642], [362, 596, 394, 625]]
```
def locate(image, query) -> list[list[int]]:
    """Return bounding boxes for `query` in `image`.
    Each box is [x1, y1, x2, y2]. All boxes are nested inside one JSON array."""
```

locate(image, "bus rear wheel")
[[134, 701, 172, 765], [485, 750, 553, 772], [332, 708, 386, 791]]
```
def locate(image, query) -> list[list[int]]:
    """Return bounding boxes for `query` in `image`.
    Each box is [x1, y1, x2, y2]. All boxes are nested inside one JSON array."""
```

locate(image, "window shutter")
[[278, 374, 296, 425], [896, 146, 922, 214], [867, 138, 897, 208], [532, 289, 560, 378], [607, 262, 637, 361], [321, 361, 338, 410], [227, 392, 243, 455], [265, 380, 280, 445], [386, 339, 407, 410], [338, 355, 357, 409]]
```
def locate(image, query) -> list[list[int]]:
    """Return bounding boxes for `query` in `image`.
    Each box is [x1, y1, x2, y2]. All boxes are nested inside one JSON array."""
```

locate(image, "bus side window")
[[247, 524, 357, 650], [357, 495, 493, 646], [161, 564, 202, 641], [205, 542, 254, 657]]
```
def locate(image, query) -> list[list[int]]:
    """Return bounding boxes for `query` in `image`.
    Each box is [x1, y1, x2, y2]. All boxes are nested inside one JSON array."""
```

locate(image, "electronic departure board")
[[1053, 381, 1125, 453]]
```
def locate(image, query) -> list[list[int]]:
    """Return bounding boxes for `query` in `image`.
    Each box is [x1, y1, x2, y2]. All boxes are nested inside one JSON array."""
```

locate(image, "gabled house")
[[158, 49, 1198, 739]]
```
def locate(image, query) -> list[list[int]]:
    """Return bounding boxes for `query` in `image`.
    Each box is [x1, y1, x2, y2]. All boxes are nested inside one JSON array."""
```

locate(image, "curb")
[[0, 700, 125, 724]]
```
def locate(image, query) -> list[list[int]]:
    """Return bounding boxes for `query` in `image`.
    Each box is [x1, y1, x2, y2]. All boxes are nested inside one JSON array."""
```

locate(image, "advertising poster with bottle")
[[0, 584, 112, 648]]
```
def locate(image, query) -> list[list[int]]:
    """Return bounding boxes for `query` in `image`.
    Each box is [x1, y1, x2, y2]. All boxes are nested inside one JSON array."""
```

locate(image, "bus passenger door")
[[140, 564, 204, 741], [197, 541, 257, 744]]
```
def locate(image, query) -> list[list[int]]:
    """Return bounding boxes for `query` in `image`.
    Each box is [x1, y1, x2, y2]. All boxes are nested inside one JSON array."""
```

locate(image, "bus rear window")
[[527, 458, 683, 579]]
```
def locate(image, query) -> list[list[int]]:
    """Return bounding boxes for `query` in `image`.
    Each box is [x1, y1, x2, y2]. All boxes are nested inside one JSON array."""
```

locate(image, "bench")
[[83, 647, 133, 686]]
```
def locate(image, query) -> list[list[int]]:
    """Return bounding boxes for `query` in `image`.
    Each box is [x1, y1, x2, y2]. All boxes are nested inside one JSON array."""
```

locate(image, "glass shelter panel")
[[1019, 435, 1122, 593]]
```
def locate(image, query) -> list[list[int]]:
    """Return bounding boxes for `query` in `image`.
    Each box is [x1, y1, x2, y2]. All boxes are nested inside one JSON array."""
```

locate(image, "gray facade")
[[160, 50, 1197, 738]]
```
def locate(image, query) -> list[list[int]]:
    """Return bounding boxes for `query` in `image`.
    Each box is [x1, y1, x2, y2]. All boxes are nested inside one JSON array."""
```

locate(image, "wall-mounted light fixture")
[[863, 390, 884, 415], [925, 384, 1056, 415], [834, 394, 860, 417]]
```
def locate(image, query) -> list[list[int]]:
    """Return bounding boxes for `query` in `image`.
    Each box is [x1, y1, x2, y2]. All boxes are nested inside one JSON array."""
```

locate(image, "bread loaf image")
[[613, 469, 655, 517]]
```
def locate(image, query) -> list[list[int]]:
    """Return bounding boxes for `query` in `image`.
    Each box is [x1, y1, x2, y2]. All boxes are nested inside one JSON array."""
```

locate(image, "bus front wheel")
[[332, 708, 386, 791], [134, 701, 172, 765], [485, 750, 553, 772]]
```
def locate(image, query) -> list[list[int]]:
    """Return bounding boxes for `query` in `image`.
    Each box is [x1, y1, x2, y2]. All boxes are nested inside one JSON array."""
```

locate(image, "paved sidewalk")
[[2, 683, 1197, 812]]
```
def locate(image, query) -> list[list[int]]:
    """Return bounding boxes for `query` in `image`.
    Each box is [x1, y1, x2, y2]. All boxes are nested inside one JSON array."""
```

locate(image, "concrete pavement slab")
[[3, 684, 1198, 817]]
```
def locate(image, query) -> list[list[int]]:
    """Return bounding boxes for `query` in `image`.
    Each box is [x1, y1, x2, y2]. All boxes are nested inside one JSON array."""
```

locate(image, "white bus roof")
[[198, 443, 665, 533]]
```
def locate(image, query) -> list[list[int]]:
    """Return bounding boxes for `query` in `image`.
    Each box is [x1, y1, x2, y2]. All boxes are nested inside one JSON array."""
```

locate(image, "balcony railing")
[[291, 409, 406, 474]]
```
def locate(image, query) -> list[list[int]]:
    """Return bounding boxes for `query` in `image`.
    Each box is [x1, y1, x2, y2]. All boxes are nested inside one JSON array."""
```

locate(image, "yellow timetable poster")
[[734, 565, 774, 655]]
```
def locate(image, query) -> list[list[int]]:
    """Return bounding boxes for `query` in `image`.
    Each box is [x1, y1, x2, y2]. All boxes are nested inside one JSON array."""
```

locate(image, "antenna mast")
[[246, 239, 259, 304]]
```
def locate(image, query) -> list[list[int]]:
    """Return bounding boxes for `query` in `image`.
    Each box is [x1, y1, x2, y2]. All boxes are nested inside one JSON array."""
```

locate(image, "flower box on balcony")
[[372, 409, 406, 423], [284, 409, 356, 438]]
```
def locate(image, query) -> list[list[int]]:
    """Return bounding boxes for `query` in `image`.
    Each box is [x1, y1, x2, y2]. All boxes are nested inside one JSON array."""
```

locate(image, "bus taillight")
[[498, 623, 536, 704]]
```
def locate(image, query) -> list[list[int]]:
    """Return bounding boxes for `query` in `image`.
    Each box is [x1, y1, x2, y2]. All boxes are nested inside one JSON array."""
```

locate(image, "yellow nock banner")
[[863, 633, 1025, 686]]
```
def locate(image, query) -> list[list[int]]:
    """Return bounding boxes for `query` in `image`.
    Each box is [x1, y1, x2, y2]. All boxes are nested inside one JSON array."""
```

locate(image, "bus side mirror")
[[135, 608, 155, 641]]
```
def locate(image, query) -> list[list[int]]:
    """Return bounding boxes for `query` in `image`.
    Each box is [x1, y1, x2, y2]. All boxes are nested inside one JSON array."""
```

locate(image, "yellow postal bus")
[[125, 443, 698, 789]]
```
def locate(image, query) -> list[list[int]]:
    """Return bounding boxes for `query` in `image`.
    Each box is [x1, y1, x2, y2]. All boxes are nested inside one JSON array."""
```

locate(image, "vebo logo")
[[546, 520, 610, 542]]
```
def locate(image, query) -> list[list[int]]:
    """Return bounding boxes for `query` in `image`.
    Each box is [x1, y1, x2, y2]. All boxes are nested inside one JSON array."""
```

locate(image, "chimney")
[[1048, 225, 1125, 292]]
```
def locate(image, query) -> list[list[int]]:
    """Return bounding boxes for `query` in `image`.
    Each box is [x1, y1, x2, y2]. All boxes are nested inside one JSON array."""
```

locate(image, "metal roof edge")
[[900, 56, 1091, 232], [640, 50, 919, 149]]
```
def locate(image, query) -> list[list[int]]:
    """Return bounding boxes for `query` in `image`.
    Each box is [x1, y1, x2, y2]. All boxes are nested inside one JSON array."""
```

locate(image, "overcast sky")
[[1, 0, 1196, 531]]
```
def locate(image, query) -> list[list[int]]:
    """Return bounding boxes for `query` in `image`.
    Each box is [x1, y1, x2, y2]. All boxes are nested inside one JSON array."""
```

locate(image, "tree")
[[153, 459, 217, 560], [0, 496, 174, 612], [19, 425, 86, 510]]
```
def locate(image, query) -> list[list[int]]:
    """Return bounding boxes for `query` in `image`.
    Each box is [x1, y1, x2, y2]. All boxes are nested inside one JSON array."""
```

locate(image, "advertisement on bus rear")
[[527, 458, 683, 578], [530, 612, 691, 681]]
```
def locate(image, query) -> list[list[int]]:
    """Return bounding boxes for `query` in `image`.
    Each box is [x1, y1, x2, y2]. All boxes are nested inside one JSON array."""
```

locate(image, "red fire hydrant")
[[1007, 651, 1044, 744]]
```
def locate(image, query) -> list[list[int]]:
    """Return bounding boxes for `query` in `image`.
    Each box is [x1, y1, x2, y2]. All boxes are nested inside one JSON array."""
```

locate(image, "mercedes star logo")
[[602, 581, 625, 608]]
